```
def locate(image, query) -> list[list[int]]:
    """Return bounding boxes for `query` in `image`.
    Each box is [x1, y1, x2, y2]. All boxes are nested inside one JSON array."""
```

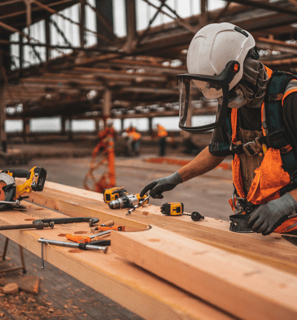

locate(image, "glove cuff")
[[284, 192, 297, 212], [267, 193, 297, 217], [167, 171, 183, 185]]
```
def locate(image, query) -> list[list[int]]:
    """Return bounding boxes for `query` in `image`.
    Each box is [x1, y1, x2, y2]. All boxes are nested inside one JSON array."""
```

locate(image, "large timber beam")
[[0, 52, 7, 152], [112, 226, 297, 320], [94, 0, 116, 45], [124, 0, 137, 53], [25, 181, 297, 276], [227, 0, 297, 16]]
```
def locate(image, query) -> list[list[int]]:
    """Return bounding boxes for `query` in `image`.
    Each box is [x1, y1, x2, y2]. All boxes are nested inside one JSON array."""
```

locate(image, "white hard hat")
[[187, 22, 255, 99]]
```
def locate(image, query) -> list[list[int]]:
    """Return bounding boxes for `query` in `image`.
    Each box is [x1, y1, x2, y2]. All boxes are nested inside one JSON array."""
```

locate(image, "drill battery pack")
[[161, 202, 184, 216], [103, 187, 127, 204]]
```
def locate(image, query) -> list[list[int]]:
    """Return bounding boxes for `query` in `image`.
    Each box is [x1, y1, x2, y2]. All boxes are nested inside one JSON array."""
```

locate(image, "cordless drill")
[[103, 187, 128, 204], [108, 193, 147, 209]]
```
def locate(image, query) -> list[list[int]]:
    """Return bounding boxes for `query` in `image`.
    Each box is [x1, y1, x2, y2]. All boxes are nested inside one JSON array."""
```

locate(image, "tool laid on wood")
[[229, 214, 254, 233], [109, 192, 148, 210], [0, 217, 99, 231], [91, 220, 124, 231], [38, 237, 108, 269], [0, 167, 47, 210], [126, 194, 150, 215], [88, 239, 111, 246], [103, 187, 128, 204], [66, 230, 111, 243], [92, 225, 125, 232], [100, 220, 114, 227], [160, 202, 204, 221]]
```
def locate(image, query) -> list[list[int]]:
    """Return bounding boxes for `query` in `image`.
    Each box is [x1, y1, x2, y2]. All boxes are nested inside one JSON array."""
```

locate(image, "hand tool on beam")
[[66, 230, 111, 243], [99, 220, 114, 227], [38, 237, 108, 269], [92, 225, 125, 232], [0, 217, 99, 231]]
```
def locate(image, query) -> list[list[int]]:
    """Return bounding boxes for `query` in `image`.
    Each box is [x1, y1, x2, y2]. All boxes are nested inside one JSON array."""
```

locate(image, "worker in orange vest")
[[125, 126, 142, 156], [156, 124, 168, 157], [140, 22, 297, 236]]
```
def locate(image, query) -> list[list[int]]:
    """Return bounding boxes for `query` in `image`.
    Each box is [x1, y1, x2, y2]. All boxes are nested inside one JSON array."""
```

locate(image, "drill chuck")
[[109, 194, 139, 209]]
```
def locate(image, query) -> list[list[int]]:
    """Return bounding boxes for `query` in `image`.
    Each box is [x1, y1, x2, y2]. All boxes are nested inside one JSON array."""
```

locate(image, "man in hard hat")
[[140, 22, 297, 236]]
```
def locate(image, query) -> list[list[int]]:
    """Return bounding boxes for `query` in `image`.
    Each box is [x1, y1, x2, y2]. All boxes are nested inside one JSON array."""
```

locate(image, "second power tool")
[[161, 202, 204, 221]]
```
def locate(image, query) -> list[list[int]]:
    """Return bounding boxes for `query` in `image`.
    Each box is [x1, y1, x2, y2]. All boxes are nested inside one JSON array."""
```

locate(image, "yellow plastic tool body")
[[15, 167, 37, 198]]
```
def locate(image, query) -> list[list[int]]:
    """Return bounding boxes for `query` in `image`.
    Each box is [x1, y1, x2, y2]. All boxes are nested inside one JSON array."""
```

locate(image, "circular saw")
[[0, 167, 47, 211], [0, 173, 17, 210]]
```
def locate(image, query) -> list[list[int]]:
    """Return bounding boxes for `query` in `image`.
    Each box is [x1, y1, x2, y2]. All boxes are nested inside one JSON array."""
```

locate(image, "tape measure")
[[161, 202, 204, 221], [161, 202, 184, 216]]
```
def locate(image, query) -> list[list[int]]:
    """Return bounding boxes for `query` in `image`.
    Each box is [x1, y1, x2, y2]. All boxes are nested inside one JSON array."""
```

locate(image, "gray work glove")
[[247, 193, 297, 235], [140, 171, 183, 199]]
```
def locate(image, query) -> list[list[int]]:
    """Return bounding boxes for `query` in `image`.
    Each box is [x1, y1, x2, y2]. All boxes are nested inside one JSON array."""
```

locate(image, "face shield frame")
[[177, 60, 240, 132]]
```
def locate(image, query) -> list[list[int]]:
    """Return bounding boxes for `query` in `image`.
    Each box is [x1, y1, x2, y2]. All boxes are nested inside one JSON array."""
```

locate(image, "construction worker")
[[140, 22, 297, 236], [156, 124, 168, 156], [126, 126, 141, 156]]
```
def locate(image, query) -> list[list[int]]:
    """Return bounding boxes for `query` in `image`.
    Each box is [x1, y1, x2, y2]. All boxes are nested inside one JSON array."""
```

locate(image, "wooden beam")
[[103, 88, 111, 118], [112, 226, 297, 320], [41, 71, 168, 82], [32, 0, 113, 44], [0, 201, 233, 320], [24, 181, 297, 276], [226, 0, 297, 16], [125, 0, 137, 53], [0, 0, 23, 7], [256, 37, 297, 55], [79, 0, 85, 48], [93, 0, 117, 44], [0, 52, 7, 152]]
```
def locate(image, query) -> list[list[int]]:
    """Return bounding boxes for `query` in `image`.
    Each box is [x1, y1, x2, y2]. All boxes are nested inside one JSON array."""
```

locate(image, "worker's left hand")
[[247, 193, 297, 235]]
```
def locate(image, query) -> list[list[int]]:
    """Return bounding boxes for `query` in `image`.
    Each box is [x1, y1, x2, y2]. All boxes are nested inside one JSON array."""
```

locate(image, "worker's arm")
[[140, 146, 226, 198], [178, 146, 226, 182]]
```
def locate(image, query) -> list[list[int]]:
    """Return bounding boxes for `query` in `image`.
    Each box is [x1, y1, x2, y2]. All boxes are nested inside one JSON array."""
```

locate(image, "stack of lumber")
[[0, 180, 296, 320]]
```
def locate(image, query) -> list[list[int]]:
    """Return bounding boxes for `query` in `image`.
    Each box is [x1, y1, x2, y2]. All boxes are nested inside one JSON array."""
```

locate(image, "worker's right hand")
[[140, 171, 183, 199]]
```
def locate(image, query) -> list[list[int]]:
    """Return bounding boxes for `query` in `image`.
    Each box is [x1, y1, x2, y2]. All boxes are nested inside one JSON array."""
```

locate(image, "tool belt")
[[231, 191, 259, 215], [231, 129, 290, 156]]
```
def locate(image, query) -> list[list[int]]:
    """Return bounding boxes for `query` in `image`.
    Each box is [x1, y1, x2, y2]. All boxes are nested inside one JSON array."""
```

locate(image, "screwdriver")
[[100, 220, 114, 227], [66, 230, 111, 243], [92, 225, 125, 232]]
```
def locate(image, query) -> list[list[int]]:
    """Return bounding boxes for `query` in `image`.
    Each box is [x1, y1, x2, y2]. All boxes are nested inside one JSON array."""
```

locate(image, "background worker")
[[141, 22, 297, 236], [156, 124, 168, 156], [124, 125, 142, 156]]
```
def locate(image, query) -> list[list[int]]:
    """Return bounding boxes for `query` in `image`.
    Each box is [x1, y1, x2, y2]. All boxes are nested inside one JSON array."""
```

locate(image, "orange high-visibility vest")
[[128, 131, 141, 141], [231, 66, 297, 233], [157, 125, 168, 138]]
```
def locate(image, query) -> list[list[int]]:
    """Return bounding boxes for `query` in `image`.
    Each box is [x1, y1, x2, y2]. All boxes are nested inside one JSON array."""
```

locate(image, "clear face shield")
[[177, 61, 240, 132]]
